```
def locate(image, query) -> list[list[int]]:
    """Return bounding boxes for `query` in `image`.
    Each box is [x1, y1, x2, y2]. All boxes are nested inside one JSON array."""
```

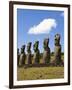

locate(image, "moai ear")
[[22, 45, 25, 50], [33, 43, 36, 52], [44, 38, 49, 46], [17, 48, 19, 53], [48, 38, 49, 43], [21, 47, 22, 53], [27, 42, 32, 48], [43, 39, 45, 45], [21, 45, 25, 53], [35, 41, 39, 47], [43, 39, 46, 49], [47, 38, 49, 45], [55, 34, 60, 40], [33, 44, 35, 48], [58, 34, 60, 40], [37, 41, 39, 44], [55, 34, 57, 39], [29, 42, 32, 47], [35, 41, 39, 46]]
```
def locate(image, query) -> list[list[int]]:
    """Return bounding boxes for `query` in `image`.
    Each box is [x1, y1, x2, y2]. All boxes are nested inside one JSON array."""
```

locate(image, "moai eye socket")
[[55, 38, 57, 41]]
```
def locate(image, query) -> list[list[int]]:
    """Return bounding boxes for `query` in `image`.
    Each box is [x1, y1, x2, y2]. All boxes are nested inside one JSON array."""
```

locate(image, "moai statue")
[[54, 34, 61, 65], [26, 42, 32, 64], [17, 48, 20, 66], [33, 41, 40, 64], [19, 45, 26, 66], [43, 38, 50, 64]]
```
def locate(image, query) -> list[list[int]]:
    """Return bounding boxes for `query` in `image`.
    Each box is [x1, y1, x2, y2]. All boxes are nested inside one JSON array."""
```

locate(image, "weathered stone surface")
[[17, 48, 20, 66], [26, 42, 32, 64], [43, 38, 50, 64], [33, 41, 40, 64], [54, 34, 61, 65], [19, 45, 26, 66]]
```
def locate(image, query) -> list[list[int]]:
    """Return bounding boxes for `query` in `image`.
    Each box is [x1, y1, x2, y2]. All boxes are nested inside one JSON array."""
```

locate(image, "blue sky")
[[17, 9, 64, 53]]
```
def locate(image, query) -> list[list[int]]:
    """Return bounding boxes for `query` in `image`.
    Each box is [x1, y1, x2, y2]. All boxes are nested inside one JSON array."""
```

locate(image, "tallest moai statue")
[[54, 34, 61, 65]]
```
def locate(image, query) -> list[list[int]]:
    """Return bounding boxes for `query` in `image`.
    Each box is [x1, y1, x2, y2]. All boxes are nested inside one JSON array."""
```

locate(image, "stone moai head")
[[17, 48, 19, 54], [33, 41, 39, 52], [21, 45, 25, 54], [55, 34, 60, 46], [27, 42, 32, 53], [43, 38, 49, 50]]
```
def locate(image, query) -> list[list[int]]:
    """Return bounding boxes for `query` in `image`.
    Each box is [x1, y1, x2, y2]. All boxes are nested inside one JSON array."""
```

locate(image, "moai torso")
[[17, 48, 20, 66], [43, 38, 50, 64], [33, 41, 40, 64], [54, 34, 61, 65], [19, 45, 26, 66], [26, 42, 32, 64], [54, 46, 61, 56]]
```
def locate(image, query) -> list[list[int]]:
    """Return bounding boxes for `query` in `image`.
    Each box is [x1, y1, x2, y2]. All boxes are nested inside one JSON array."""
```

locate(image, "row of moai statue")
[[17, 34, 62, 66]]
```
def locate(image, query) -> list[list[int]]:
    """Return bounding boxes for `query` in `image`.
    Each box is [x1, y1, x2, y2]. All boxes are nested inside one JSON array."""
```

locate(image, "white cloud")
[[28, 18, 57, 34]]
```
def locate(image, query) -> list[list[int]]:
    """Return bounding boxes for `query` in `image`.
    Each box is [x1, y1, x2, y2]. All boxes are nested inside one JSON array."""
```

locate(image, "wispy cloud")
[[28, 18, 57, 34]]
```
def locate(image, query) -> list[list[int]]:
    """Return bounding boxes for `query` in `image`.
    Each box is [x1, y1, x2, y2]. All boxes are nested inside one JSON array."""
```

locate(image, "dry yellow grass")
[[17, 54, 64, 80], [17, 67, 64, 80]]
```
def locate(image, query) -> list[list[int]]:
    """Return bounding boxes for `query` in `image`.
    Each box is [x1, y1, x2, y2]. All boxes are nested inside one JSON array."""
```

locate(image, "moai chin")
[[17, 48, 20, 66], [19, 45, 26, 66], [43, 38, 50, 64], [26, 42, 32, 64], [33, 41, 40, 64], [54, 34, 61, 65]]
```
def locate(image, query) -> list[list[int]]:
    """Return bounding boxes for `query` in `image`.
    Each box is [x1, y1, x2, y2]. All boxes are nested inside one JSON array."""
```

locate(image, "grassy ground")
[[17, 67, 64, 80], [17, 54, 64, 80]]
